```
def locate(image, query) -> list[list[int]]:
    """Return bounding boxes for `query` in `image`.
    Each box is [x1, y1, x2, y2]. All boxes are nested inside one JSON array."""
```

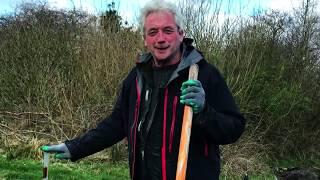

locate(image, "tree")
[[100, 1, 123, 33]]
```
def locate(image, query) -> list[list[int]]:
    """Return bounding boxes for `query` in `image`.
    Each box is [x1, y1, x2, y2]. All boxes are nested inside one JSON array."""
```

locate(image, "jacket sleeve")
[[194, 67, 246, 145], [65, 79, 130, 162]]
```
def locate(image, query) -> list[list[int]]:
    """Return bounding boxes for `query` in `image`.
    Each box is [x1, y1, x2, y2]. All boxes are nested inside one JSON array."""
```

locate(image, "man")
[[41, 0, 245, 179]]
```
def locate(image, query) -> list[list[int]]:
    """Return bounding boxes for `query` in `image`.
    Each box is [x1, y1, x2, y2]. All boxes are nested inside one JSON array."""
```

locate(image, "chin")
[[154, 55, 168, 61]]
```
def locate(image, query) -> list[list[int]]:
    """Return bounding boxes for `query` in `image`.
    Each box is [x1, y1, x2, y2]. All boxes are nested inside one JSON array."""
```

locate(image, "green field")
[[0, 155, 129, 180], [0, 154, 319, 179]]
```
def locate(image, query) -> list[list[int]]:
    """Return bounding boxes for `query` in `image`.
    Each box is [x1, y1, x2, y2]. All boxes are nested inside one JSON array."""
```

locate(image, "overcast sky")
[[0, 0, 318, 25]]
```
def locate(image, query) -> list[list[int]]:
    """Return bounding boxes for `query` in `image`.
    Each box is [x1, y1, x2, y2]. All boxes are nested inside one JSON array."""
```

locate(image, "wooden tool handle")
[[176, 64, 199, 180]]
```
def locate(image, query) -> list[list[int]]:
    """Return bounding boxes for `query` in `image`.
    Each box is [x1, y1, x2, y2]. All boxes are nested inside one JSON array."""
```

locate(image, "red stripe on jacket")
[[169, 96, 178, 153], [162, 88, 169, 180], [131, 78, 141, 179]]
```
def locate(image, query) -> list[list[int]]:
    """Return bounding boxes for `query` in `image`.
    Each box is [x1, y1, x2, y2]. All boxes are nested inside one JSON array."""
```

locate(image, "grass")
[[220, 158, 320, 180], [0, 153, 319, 179], [0, 154, 129, 179]]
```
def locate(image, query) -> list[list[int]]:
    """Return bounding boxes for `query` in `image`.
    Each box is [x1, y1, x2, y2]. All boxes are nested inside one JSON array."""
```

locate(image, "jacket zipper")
[[169, 96, 178, 153], [137, 89, 151, 161]]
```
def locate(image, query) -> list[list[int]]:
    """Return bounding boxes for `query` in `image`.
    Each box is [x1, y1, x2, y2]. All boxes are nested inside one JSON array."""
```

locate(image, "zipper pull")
[[141, 150, 144, 160], [145, 90, 149, 101], [138, 121, 142, 132]]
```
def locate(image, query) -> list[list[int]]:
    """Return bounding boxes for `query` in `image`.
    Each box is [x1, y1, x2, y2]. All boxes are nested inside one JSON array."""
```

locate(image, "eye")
[[164, 28, 175, 34], [147, 29, 158, 36]]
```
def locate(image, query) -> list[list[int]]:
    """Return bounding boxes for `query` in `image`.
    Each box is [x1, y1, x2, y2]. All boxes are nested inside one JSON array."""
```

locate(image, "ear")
[[143, 34, 147, 46], [178, 29, 184, 42], [144, 39, 147, 47]]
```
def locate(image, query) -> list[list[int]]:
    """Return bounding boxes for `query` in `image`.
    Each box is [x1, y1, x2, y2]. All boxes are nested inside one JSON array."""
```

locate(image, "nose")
[[155, 31, 165, 43]]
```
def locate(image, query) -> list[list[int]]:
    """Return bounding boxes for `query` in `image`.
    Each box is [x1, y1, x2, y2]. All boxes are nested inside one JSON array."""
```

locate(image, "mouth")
[[155, 46, 169, 50]]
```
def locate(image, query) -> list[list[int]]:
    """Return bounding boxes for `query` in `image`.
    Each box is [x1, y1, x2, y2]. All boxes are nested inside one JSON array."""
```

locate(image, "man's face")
[[144, 11, 184, 66]]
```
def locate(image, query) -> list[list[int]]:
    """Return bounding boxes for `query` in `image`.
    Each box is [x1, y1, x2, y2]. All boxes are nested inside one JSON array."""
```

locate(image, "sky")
[[0, 0, 317, 25]]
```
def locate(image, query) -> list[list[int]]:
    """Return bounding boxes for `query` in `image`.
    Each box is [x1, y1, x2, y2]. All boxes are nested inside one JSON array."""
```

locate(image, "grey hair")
[[139, 0, 184, 36]]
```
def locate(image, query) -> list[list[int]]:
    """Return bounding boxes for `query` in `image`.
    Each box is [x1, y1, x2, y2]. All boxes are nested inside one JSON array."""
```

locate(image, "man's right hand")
[[40, 143, 71, 159]]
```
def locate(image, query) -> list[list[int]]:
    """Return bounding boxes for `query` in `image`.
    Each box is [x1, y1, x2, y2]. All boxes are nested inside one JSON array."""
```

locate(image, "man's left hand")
[[180, 80, 205, 114]]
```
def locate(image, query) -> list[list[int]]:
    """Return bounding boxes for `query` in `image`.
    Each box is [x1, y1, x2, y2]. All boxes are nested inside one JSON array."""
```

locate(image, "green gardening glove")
[[180, 80, 206, 114], [40, 143, 71, 159]]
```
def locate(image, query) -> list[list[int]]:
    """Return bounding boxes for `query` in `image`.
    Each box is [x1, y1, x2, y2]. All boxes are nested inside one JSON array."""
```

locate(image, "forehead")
[[144, 11, 177, 29]]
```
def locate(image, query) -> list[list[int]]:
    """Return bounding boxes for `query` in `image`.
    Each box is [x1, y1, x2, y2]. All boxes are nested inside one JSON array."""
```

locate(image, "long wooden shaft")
[[176, 64, 199, 180]]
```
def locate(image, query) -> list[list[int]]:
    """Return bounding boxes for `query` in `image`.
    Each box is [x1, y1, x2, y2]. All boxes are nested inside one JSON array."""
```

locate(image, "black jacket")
[[65, 43, 246, 180]]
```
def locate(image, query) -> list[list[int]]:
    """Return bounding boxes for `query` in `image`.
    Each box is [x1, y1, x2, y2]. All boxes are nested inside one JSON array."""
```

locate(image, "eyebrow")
[[147, 25, 177, 31]]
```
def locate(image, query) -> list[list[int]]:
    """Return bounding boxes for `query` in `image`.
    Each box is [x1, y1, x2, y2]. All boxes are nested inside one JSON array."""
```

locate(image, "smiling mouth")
[[156, 46, 169, 50]]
